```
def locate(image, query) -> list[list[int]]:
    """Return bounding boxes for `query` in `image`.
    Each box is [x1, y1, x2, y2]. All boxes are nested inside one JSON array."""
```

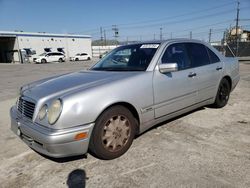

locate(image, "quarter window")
[[207, 47, 220, 63], [186, 43, 210, 67], [161, 43, 191, 70]]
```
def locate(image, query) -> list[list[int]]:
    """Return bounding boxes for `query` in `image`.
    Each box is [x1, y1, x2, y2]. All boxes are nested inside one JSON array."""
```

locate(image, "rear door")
[[54, 53, 61, 62], [186, 43, 223, 103], [81, 53, 87, 60], [46, 53, 53, 62], [153, 43, 197, 118]]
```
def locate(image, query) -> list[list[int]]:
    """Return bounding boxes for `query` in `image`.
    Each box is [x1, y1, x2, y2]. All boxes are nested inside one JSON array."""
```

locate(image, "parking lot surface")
[[0, 61, 250, 188]]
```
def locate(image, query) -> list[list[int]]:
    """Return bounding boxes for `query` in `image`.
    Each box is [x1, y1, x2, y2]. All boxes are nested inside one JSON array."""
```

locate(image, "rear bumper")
[[232, 74, 240, 91], [10, 106, 94, 158]]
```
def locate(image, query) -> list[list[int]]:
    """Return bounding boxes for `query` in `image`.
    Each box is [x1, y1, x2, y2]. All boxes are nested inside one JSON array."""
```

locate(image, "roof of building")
[[0, 31, 91, 39]]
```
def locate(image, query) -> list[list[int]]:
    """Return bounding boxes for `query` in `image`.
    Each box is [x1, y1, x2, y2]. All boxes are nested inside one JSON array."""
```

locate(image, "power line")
[[116, 1, 236, 27], [118, 8, 236, 30], [163, 20, 233, 35], [71, 1, 237, 34]]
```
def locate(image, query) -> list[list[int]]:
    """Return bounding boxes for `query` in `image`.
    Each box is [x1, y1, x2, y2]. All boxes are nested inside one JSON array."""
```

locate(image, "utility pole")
[[100, 27, 103, 46], [160, 28, 162, 40], [208, 29, 212, 43], [112, 25, 119, 45], [190, 31, 192, 39], [235, 0, 240, 56], [222, 30, 227, 56], [104, 29, 107, 46]]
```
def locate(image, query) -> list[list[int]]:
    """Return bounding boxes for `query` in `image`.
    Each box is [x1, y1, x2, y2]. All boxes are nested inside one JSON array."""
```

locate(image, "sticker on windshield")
[[140, 44, 159, 49]]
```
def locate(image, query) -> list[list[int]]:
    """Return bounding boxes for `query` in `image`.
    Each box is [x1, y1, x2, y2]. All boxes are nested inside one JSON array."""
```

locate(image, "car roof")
[[47, 52, 64, 54], [125, 38, 207, 46]]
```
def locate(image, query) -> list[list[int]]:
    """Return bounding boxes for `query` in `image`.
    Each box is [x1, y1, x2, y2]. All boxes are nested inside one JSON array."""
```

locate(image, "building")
[[0, 31, 92, 63]]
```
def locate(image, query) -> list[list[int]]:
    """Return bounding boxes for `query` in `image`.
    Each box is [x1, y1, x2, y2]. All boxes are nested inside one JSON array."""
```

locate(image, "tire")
[[41, 59, 47, 64], [89, 105, 136, 160], [75, 58, 79, 61], [87, 57, 91, 60], [213, 78, 230, 108], [58, 58, 63, 63]]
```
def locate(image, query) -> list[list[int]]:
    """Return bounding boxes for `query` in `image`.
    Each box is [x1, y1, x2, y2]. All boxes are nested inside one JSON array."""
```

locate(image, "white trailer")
[[0, 31, 91, 63]]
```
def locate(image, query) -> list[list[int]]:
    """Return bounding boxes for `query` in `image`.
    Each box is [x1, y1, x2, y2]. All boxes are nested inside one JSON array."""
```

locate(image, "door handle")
[[216, 67, 222, 71], [188, 72, 197, 77]]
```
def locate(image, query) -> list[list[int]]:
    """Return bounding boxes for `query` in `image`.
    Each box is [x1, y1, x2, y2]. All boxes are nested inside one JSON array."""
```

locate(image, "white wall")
[[92, 45, 118, 57], [17, 35, 92, 61]]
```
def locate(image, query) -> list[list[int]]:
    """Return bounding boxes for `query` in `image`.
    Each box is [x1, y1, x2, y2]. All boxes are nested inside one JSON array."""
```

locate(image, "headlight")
[[16, 87, 22, 105], [38, 104, 47, 120], [48, 99, 63, 125]]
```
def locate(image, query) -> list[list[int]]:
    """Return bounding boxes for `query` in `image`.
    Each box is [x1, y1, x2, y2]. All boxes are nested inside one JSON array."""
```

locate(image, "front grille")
[[17, 97, 36, 119]]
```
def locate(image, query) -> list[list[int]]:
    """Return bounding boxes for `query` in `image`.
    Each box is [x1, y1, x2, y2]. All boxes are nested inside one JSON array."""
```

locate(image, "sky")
[[0, 0, 249, 42]]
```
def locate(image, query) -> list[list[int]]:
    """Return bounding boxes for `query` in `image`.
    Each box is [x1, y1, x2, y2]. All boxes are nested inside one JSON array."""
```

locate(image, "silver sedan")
[[10, 39, 240, 160]]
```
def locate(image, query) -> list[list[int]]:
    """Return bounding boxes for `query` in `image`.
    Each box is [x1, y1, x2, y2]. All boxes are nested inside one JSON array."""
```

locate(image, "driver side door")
[[153, 43, 197, 118]]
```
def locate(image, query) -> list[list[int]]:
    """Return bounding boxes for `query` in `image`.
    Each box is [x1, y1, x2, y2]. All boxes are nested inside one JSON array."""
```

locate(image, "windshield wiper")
[[91, 67, 145, 71]]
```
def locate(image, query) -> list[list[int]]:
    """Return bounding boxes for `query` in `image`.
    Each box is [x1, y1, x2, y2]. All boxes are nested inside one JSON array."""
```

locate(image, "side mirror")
[[158, 63, 178, 73]]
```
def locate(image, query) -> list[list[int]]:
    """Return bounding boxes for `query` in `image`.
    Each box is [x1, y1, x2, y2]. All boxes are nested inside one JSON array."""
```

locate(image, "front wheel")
[[89, 106, 136, 160], [41, 59, 47, 64], [213, 78, 230, 108], [58, 58, 63, 63]]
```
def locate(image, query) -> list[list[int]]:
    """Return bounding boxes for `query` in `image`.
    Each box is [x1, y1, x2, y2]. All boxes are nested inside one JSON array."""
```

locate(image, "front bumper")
[[34, 59, 42, 63], [10, 106, 94, 158]]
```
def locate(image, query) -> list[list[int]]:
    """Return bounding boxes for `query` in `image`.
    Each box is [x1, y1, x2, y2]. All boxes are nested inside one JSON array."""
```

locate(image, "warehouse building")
[[0, 31, 91, 63]]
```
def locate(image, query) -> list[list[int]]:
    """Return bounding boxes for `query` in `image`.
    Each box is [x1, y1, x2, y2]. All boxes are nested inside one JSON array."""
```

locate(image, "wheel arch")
[[223, 75, 232, 91], [95, 102, 141, 135]]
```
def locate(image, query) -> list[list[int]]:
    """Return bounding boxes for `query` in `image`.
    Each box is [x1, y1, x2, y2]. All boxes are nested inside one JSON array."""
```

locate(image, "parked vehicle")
[[34, 52, 65, 63], [10, 39, 239, 160], [70, 53, 91, 61]]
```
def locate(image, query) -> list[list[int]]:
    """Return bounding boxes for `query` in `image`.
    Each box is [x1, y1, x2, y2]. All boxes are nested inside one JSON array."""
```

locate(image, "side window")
[[207, 47, 220, 63], [82, 53, 87, 56], [161, 43, 191, 70], [186, 43, 210, 67]]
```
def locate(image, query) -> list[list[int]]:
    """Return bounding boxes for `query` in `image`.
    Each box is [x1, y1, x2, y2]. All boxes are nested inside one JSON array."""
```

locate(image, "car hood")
[[22, 71, 142, 101]]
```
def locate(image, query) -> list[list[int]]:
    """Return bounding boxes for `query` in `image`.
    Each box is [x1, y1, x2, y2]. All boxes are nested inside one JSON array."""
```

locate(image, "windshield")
[[39, 53, 47, 56], [91, 43, 160, 71]]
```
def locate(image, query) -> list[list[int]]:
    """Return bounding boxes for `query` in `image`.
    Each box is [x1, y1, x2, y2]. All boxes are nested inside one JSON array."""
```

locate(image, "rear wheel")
[[89, 106, 136, 160], [213, 78, 230, 108], [75, 58, 79, 61]]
